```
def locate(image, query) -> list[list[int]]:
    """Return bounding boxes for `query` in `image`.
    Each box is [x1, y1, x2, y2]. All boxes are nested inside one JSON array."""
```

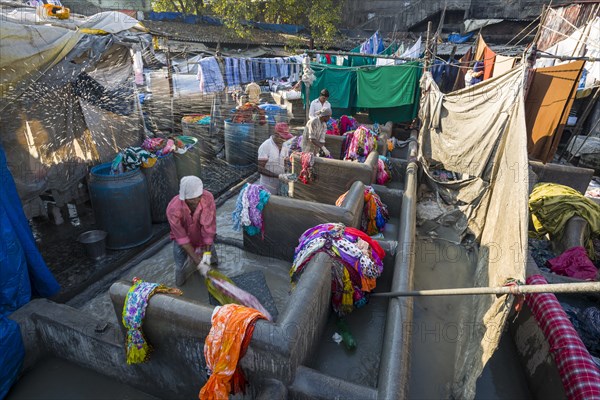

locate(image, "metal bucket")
[[78, 230, 107, 260]]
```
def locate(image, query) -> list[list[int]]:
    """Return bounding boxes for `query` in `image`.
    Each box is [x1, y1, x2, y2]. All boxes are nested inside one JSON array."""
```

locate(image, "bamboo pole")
[[372, 282, 600, 297]]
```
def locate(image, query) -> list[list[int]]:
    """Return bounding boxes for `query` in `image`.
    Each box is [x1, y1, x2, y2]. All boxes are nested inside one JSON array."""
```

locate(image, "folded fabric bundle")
[[121, 277, 182, 364], [200, 304, 267, 400], [291, 223, 385, 316], [232, 183, 271, 237]]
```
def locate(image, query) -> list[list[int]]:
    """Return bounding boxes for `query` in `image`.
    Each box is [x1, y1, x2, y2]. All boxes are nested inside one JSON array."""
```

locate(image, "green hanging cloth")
[[356, 62, 422, 108]]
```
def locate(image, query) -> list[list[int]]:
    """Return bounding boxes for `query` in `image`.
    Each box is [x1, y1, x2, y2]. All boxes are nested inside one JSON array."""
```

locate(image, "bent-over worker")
[[302, 107, 331, 157], [167, 176, 218, 286], [257, 122, 294, 193], [309, 89, 331, 118]]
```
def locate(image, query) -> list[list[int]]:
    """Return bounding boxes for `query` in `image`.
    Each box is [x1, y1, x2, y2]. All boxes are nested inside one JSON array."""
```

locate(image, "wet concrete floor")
[[31, 163, 255, 303], [6, 357, 158, 400], [78, 241, 292, 326]]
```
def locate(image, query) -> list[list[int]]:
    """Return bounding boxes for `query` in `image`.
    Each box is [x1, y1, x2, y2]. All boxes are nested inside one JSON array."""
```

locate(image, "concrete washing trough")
[[7, 150, 416, 399]]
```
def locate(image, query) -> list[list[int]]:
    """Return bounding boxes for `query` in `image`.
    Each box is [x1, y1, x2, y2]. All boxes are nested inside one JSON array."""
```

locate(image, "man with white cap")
[[302, 107, 332, 157], [166, 176, 218, 286], [257, 122, 294, 193]]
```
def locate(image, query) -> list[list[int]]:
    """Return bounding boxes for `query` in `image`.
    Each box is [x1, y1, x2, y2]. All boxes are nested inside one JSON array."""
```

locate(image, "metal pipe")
[[372, 282, 600, 297]]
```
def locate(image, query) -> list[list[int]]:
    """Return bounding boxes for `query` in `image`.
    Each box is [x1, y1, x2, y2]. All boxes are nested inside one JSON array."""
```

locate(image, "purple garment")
[[246, 184, 266, 229]]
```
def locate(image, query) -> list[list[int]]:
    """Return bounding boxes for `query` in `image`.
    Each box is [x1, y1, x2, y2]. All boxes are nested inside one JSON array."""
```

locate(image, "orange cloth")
[[526, 61, 584, 163], [483, 46, 496, 80], [199, 304, 266, 400]]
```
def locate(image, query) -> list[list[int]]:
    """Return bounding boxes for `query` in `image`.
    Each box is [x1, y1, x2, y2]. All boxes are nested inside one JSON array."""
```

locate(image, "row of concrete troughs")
[[2, 2, 600, 400]]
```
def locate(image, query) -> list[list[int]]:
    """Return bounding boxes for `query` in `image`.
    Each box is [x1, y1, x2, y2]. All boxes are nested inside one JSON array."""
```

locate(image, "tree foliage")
[[152, 0, 204, 15], [151, 0, 343, 43]]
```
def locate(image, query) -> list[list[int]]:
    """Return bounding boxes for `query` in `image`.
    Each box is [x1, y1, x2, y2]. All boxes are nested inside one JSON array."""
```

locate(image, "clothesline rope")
[[539, 23, 600, 49]]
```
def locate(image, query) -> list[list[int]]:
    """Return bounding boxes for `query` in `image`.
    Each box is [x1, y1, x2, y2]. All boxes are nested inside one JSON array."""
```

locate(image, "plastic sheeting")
[[419, 66, 528, 399], [78, 11, 140, 34], [0, 143, 60, 398], [463, 19, 503, 33], [0, 26, 143, 211], [0, 21, 81, 99]]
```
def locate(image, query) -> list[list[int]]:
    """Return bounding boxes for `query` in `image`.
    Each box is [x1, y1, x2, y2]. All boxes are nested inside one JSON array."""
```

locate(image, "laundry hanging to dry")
[[525, 60, 585, 163]]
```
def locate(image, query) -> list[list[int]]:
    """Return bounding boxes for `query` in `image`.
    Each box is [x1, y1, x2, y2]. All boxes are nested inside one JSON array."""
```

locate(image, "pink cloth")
[[546, 246, 598, 281], [166, 192, 216, 248], [526, 275, 600, 400]]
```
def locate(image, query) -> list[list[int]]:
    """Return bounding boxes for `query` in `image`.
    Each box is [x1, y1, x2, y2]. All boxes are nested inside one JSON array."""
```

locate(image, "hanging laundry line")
[[299, 49, 424, 63]]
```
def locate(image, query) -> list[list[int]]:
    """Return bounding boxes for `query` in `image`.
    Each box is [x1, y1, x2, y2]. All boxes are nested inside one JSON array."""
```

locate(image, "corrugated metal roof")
[[538, 2, 600, 51]]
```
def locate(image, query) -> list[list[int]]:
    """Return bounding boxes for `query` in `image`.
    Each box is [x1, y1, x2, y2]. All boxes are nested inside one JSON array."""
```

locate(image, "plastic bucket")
[[78, 230, 107, 260]]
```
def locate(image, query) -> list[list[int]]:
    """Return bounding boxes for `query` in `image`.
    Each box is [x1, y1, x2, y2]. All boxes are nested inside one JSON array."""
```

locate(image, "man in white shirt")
[[246, 82, 261, 104], [308, 89, 331, 118], [302, 107, 331, 157], [257, 122, 294, 193]]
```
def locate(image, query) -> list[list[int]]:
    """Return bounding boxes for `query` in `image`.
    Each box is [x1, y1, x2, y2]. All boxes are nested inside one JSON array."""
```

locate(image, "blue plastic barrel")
[[259, 104, 287, 124], [142, 153, 179, 223], [88, 163, 152, 250], [224, 119, 255, 166]]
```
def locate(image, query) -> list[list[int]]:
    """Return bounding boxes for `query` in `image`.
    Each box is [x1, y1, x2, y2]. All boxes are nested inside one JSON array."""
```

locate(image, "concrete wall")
[[342, 0, 546, 32]]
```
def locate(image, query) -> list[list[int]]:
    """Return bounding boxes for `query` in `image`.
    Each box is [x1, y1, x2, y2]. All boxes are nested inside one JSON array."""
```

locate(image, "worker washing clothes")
[[302, 107, 331, 157], [257, 122, 294, 194], [308, 89, 331, 118], [167, 176, 218, 286], [246, 82, 261, 104]]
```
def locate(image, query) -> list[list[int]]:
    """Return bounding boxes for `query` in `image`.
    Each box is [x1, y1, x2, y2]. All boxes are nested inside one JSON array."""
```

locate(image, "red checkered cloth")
[[526, 275, 600, 400]]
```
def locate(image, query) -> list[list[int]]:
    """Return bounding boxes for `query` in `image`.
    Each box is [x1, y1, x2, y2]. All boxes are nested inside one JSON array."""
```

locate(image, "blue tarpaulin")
[[0, 143, 60, 397], [148, 11, 184, 21], [447, 32, 474, 44], [147, 12, 303, 33], [245, 21, 304, 34]]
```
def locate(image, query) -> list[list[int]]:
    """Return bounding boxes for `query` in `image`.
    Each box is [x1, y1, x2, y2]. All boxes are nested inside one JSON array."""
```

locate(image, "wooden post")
[[304, 81, 310, 123], [165, 40, 175, 134], [424, 21, 433, 71]]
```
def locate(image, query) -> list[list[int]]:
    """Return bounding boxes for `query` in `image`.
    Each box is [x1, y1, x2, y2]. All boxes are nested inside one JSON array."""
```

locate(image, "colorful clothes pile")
[[111, 136, 198, 175], [232, 183, 271, 237], [336, 186, 390, 236], [326, 118, 340, 136], [200, 304, 267, 400], [121, 277, 182, 364], [291, 223, 385, 316], [339, 115, 358, 135], [141, 136, 198, 157], [182, 114, 211, 125], [298, 152, 315, 184], [111, 147, 156, 175], [232, 102, 267, 125], [376, 156, 392, 185], [343, 126, 377, 162]]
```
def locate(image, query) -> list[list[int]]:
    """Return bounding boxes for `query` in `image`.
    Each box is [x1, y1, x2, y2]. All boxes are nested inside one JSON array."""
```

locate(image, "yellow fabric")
[[529, 183, 600, 258], [78, 28, 109, 35], [200, 304, 266, 400]]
